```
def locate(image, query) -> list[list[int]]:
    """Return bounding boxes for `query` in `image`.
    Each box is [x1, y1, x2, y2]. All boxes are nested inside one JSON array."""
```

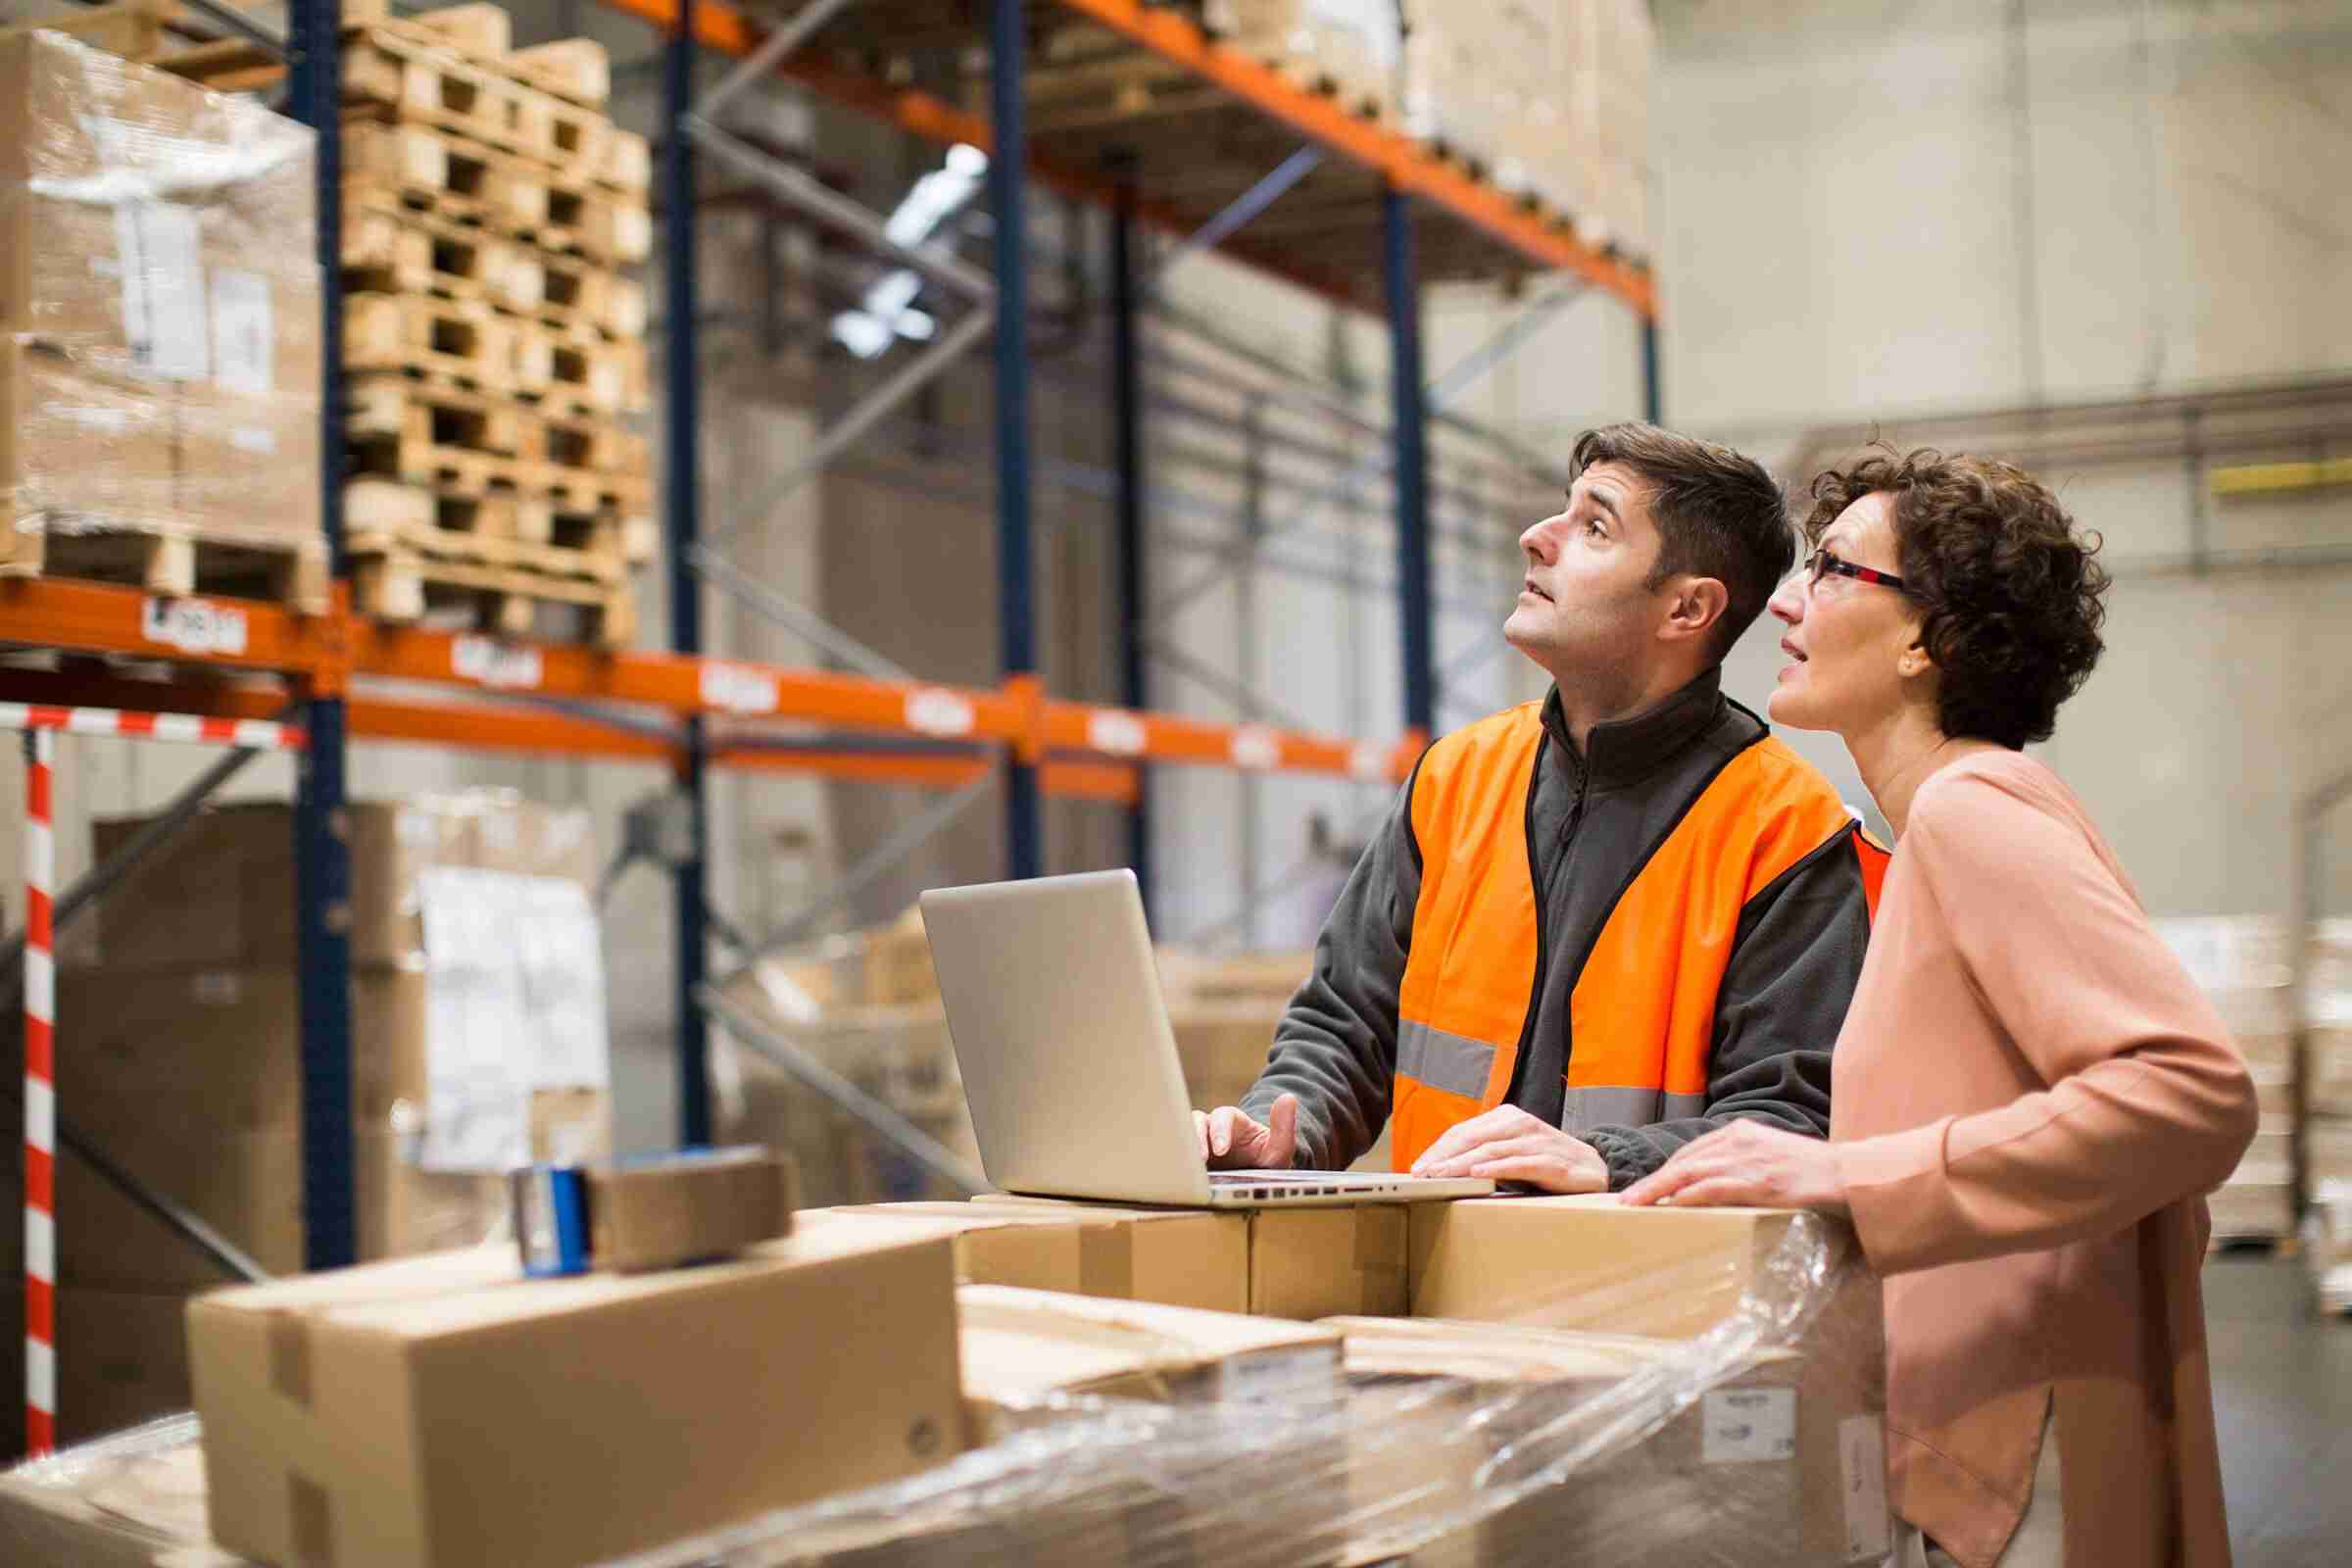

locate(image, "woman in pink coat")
[[1624, 447, 2258, 1568]]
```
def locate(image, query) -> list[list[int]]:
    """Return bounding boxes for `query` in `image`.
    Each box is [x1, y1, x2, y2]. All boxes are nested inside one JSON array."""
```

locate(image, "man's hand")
[[1619, 1120, 1848, 1215], [1195, 1093, 1298, 1170], [1407, 1105, 1608, 1193]]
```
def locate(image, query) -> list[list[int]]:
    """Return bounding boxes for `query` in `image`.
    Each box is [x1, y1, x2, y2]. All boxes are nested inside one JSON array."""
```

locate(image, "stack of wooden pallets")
[[163, 0, 656, 646]]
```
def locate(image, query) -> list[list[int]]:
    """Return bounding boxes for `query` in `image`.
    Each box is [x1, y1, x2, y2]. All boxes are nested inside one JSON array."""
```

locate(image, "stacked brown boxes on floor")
[[2158, 915, 2296, 1244], [2304, 921, 2352, 1311], [0, 790, 610, 1452], [315, 0, 653, 644], [0, 25, 324, 607]]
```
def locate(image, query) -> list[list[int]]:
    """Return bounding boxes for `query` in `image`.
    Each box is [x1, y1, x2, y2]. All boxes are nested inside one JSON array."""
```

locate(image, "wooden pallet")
[[350, 538, 634, 647], [0, 516, 328, 614], [346, 515, 622, 585], [2209, 1233, 2301, 1258], [345, 375, 653, 515], [346, 477, 629, 563], [344, 121, 651, 268], [409, 6, 611, 109], [343, 27, 613, 179], [345, 291, 516, 396], [343, 191, 648, 343]]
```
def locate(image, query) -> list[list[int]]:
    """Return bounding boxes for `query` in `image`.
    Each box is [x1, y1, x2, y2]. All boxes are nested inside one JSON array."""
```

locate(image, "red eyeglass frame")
[[1806, 548, 1909, 594]]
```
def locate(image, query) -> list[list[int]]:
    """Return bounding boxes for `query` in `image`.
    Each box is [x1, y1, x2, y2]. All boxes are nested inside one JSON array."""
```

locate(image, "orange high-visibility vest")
[[1390, 704, 1884, 1172]]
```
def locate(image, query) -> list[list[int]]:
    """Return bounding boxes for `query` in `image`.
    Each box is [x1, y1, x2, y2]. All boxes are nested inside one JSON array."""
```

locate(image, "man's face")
[[1503, 461, 1673, 688]]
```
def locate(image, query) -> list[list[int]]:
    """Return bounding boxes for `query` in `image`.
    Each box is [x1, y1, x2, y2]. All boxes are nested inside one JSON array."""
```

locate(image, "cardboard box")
[[1409, 1196, 1884, 1347], [958, 1284, 1341, 1446], [190, 1229, 967, 1568], [961, 1196, 1253, 1313], [812, 1201, 1251, 1314], [1334, 1317, 1890, 1567], [176, 380, 322, 541], [0, 31, 318, 396], [57, 1290, 193, 1446], [862, 906, 939, 1004], [1, 341, 177, 542], [2306, 1115, 2352, 1190], [576, 1149, 798, 1273], [87, 794, 595, 969], [2311, 1028, 2352, 1117], [1251, 1204, 1408, 1320], [1168, 1004, 1279, 1112]]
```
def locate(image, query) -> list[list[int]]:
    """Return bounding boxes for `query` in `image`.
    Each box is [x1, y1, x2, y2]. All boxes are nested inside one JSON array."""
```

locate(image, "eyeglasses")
[[1805, 548, 1909, 595]]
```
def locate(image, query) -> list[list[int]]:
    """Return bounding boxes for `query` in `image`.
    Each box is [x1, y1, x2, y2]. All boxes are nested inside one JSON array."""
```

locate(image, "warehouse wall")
[[1659, 0, 2352, 923]]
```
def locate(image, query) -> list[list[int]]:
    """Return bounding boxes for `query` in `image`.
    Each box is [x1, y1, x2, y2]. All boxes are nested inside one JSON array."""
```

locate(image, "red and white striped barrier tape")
[[0, 704, 305, 752], [22, 729, 54, 1456], [6, 704, 303, 1453]]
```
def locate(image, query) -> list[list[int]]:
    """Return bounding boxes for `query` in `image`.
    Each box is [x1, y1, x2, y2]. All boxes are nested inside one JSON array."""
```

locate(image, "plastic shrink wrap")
[[3, 1211, 1886, 1566]]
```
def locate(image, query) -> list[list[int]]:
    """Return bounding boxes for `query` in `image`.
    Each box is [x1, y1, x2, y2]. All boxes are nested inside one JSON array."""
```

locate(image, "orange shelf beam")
[[349, 698, 682, 763], [1040, 699, 1417, 783], [0, 578, 341, 680], [592, 0, 1643, 314]]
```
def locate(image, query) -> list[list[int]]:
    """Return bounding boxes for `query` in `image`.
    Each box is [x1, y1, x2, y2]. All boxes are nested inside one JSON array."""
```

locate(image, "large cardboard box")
[[1408, 1195, 1883, 1347], [958, 1284, 1342, 1446], [190, 1230, 967, 1568], [177, 380, 321, 541], [57, 1290, 193, 1446], [86, 795, 595, 969], [1335, 1317, 1890, 1568], [2310, 1028, 2352, 1117], [1251, 1204, 1408, 1320], [816, 1200, 1251, 1314], [1, 340, 177, 542]]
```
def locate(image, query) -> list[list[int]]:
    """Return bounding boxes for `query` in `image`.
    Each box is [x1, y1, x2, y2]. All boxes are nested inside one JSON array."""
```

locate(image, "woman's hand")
[[1619, 1120, 1850, 1217]]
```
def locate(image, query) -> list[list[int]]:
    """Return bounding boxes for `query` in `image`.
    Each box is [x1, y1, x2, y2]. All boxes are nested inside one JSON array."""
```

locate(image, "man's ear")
[[1662, 576, 1730, 644]]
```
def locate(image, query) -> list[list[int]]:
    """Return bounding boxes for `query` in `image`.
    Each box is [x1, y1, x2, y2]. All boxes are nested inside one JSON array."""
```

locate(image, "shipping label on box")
[[190, 1229, 967, 1568]]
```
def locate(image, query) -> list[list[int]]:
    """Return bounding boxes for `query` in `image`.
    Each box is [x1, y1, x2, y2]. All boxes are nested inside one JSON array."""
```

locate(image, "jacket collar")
[[1543, 668, 1727, 790]]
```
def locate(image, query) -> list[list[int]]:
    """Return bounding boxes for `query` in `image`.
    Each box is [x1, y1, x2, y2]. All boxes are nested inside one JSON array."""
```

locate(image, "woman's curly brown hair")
[[1802, 445, 2110, 749]]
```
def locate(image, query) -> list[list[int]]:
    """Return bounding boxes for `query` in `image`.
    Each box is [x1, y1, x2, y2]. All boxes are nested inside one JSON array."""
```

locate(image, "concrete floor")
[[2205, 1252, 2352, 1568]]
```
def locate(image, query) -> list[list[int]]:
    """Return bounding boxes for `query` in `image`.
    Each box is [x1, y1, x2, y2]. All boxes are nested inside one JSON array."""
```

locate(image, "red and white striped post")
[[22, 727, 55, 1456], [1, 704, 303, 1456]]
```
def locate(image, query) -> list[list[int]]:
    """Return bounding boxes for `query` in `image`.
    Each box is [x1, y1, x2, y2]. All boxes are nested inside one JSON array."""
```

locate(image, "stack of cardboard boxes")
[[0, 790, 610, 1451], [2304, 921, 2352, 1309], [2158, 916, 2297, 1243], [0, 1194, 1889, 1567], [0, 27, 323, 604]]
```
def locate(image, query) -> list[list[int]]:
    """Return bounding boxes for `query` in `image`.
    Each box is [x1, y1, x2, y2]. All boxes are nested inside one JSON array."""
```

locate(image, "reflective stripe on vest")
[[1390, 703, 1856, 1171]]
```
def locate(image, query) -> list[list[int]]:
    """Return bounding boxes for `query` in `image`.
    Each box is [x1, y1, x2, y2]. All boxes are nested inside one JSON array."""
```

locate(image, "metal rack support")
[[992, 0, 1042, 880], [667, 2, 712, 1145], [289, 0, 356, 1273], [1384, 185, 1435, 739], [1111, 180, 1152, 909]]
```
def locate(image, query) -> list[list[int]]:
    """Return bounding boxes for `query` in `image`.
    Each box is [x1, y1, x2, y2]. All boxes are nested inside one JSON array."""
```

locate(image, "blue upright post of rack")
[[992, 0, 1041, 880], [1110, 180, 1150, 908], [1383, 186, 1435, 741], [289, 0, 355, 1269], [665, 3, 711, 1144], [1642, 317, 1662, 425]]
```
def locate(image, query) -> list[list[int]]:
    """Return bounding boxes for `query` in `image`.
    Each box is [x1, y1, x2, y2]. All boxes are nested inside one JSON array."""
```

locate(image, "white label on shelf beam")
[[1230, 727, 1282, 771], [1086, 710, 1149, 757], [700, 662, 780, 715], [141, 597, 248, 657], [906, 688, 976, 738], [1348, 741, 1390, 781], [452, 636, 544, 691]]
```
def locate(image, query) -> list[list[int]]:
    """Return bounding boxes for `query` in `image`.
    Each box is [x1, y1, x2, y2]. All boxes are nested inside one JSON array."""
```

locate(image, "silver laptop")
[[919, 869, 1493, 1208]]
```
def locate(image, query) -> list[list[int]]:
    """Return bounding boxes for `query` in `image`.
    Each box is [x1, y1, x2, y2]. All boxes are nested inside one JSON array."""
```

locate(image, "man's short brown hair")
[[1573, 422, 1793, 662], [1802, 445, 2109, 749]]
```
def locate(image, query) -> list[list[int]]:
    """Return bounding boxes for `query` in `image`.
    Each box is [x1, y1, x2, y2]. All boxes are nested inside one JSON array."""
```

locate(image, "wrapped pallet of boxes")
[[2157, 916, 2297, 1241], [0, 28, 324, 600], [0, 791, 610, 1451], [1332, 1314, 1889, 1568], [1203, 0, 1401, 121], [2307, 1180, 2352, 1315], [187, 1227, 966, 1568]]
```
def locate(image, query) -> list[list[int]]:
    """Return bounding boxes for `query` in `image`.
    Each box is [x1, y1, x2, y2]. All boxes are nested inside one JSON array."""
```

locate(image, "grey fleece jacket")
[[1240, 670, 1873, 1190]]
